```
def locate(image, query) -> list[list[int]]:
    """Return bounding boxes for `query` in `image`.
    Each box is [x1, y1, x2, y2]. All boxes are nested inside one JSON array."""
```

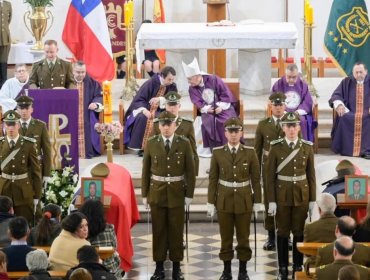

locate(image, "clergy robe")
[[329, 75, 370, 157], [0, 77, 29, 112], [272, 77, 315, 141], [124, 74, 177, 150], [189, 75, 237, 149], [82, 74, 102, 158]]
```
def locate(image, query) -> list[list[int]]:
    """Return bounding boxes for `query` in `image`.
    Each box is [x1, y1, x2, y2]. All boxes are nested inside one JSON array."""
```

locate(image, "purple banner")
[[28, 89, 79, 173]]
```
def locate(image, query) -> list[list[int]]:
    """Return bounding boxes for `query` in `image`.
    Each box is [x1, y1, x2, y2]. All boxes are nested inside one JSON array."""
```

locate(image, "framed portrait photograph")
[[345, 175, 368, 203], [81, 177, 104, 203]]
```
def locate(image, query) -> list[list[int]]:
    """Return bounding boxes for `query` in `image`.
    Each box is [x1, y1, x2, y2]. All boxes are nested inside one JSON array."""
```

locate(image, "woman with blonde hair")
[[0, 251, 9, 280]]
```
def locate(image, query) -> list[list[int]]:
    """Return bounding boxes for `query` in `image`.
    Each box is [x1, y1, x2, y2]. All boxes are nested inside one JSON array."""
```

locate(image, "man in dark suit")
[[28, 40, 75, 89], [0, 0, 11, 87]]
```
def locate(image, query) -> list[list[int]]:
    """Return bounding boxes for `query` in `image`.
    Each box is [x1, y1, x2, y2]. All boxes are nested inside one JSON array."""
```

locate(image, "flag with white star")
[[324, 0, 370, 76]]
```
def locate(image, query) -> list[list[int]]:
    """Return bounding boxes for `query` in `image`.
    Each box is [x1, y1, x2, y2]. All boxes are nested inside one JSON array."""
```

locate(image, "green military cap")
[[269, 92, 286, 105], [336, 160, 356, 177], [165, 91, 181, 105], [90, 163, 110, 178], [224, 117, 243, 131], [158, 111, 176, 125], [16, 95, 34, 108], [2, 110, 20, 124], [280, 112, 300, 124]]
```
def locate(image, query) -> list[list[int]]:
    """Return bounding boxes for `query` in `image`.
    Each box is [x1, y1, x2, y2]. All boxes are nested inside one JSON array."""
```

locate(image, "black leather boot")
[[277, 236, 289, 280], [151, 261, 165, 280], [292, 236, 304, 279], [0, 63, 7, 88], [172, 262, 184, 280], [238, 260, 249, 280], [219, 260, 232, 280], [263, 230, 276, 251]]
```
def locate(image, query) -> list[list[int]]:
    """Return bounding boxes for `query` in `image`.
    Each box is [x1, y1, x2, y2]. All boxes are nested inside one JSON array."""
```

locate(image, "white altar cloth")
[[8, 43, 44, 64]]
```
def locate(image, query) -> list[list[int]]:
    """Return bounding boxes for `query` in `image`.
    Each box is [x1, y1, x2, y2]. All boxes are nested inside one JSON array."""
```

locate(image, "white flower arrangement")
[[94, 121, 123, 139]]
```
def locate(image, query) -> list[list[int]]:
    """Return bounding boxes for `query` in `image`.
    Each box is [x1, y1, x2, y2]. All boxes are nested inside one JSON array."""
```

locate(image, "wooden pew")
[[297, 242, 370, 256], [8, 270, 66, 280], [33, 246, 114, 260]]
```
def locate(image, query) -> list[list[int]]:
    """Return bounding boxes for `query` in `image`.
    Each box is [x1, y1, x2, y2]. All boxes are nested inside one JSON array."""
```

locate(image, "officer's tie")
[[165, 139, 170, 154], [289, 142, 294, 150], [231, 147, 236, 160], [22, 122, 28, 134], [49, 61, 54, 70], [9, 140, 15, 149]]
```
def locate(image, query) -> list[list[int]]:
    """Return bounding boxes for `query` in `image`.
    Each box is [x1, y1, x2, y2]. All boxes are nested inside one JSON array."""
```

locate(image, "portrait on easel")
[[345, 175, 368, 203], [81, 177, 104, 203]]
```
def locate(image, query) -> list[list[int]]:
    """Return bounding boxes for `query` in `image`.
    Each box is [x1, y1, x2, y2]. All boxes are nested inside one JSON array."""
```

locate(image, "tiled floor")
[[124, 222, 295, 280]]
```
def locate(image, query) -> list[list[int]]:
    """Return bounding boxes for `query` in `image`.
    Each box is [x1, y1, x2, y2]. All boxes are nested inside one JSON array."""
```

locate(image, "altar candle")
[[307, 5, 313, 24], [304, 0, 309, 21], [103, 81, 113, 123], [129, 0, 134, 22], [124, 1, 130, 27]]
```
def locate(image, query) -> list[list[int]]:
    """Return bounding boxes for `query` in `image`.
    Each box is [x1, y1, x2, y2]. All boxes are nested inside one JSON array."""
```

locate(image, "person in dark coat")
[[0, 196, 14, 247], [353, 201, 370, 242]]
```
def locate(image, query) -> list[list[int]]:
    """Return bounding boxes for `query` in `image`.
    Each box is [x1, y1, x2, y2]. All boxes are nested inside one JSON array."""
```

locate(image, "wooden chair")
[[266, 103, 319, 153], [99, 111, 106, 155], [8, 271, 66, 279], [119, 100, 125, 155], [318, 57, 336, 78], [192, 82, 244, 121]]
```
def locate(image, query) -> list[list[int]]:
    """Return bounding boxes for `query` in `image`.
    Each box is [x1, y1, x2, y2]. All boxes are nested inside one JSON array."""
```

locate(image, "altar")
[[136, 22, 298, 95]]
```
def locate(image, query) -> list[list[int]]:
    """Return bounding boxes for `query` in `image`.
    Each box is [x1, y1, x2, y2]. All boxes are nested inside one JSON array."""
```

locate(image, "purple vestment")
[[124, 74, 177, 149], [83, 75, 103, 158], [272, 77, 315, 142], [189, 75, 237, 149], [329, 75, 370, 156]]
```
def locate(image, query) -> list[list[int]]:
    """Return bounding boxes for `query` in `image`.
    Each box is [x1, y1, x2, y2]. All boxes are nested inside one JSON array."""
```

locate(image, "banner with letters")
[[28, 89, 79, 172]]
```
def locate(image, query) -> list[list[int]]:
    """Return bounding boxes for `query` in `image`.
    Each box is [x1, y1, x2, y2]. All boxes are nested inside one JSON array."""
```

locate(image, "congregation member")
[[141, 111, 195, 280], [68, 268, 92, 280], [0, 64, 29, 112], [141, 20, 161, 77], [0, 110, 41, 224], [353, 201, 370, 242], [315, 236, 369, 280], [266, 112, 316, 280], [338, 265, 361, 280], [28, 40, 75, 89], [0, 196, 14, 247], [124, 66, 177, 156], [303, 193, 337, 271], [25, 249, 62, 280], [329, 62, 370, 159], [1, 217, 34, 272], [73, 60, 103, 158], [316, 216, 370, 267], [0, 0, 11, 88], [116, 55, 126, 79], [182, 58, 237, 151], [153, 91, 199, 175], [208, 117, 262, 280], [0, 251, 8, 280], [272, 64, 315, 142], [254, 92, 286, 251]]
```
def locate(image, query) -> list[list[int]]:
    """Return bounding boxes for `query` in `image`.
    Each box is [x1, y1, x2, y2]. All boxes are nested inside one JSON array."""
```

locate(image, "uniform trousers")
[[218, 211, 252, 261], [262, 166, 274, 231], [151, 205, 184, 262], [14, 204, 33, 225], [276, 204, 308, 237]]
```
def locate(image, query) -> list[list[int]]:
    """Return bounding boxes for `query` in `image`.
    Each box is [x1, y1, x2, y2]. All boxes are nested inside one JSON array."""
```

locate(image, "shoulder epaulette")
[[153, 118, 159, 123], [271, 138, 284, 145], [149, 135, 158, 141], [0, 137, 4, 141], [320, 243, 329, 248], [319, 265, 326, 269], [242, 145, 254, 149], [301, 139, 313, 145], [213, 146, 224, 150], [180, 117, 193, 123], [23, 136, 36, 143], [358, 264, 367, 269]]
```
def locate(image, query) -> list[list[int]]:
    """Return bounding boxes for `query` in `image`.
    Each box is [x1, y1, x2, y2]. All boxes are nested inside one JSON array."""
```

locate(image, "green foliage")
[[23, 0, 54, 8]]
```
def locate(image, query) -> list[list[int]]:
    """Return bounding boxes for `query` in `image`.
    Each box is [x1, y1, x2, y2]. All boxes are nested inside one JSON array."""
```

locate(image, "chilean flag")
[[62, 0, 115, 82]]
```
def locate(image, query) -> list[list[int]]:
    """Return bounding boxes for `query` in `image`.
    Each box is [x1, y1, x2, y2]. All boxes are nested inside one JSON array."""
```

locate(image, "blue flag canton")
[[71, 0, 101, 18]]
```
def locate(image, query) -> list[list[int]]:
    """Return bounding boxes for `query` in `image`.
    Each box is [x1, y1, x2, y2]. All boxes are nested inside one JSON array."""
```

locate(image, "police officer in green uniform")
[[0, 0, 11, 87], [208, 117, 262, 280], [254, 92, 286, 251], [0, 110, 42, 224], [29, 40, 75, 89], [266, 112, 316, 280], [16, 95, 51, 179], [142, 111, 196, 280], [153, 91, 199, 175]]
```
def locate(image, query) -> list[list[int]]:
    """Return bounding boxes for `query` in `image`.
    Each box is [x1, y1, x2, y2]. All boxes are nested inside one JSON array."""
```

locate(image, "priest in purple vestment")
[[329, 62, 370, 158], [124, 66, 177, 156], [182, 58, 237, 150], [272, 64, 315, 142], [73, 61, 103, 158]]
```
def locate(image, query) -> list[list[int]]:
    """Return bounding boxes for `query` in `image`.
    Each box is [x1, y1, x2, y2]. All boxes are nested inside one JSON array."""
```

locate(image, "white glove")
[[268, 202, 277, 216], [185, 197, 192, 206], [253, 203, 265, 214], [206, 203, 216, 218], [33, 199, 39, 214], [308, 201, 315, 217], [142, 197, 149, 209]]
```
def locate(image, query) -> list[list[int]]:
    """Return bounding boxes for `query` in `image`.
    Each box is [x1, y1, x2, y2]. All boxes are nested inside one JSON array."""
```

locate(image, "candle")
[[129, 0, 134, 23], [103, 81, 113, 123], [124, 1, 130, 27], [306, 5, 313, 24]]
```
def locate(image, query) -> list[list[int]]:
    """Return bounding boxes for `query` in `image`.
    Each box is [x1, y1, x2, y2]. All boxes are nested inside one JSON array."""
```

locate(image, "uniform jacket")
[[29, 58, 75, 89], [153, 116, 199, 175], [266, 138, 316, 206], [0, 136, 42, 206], [142, 134, 196, 208], [0, 1, 11, 46], [314, 259, 369, 280], [19, 118, 51, 176], [208, 145, 261, 214]]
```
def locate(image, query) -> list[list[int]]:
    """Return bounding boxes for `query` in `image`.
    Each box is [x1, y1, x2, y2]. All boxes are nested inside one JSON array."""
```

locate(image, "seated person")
[[329, 62, 370, 158], [338, 265, 361, 280], [315, 236, 369, 280], [69, 267, 92, 280], [26, 249, 62, 280], [1, 217, 35, 271], [124, 66, 177, 156], [0, 251, 8, 280], [116, 55, 126, 79], [182, 57, 237, 150], [272, 64, 315, 142], [28, 204, 62, 246], [0, 64, 29, 112], [0, 196, 15, 248], [353, 201, 370, 242], [141, 20, 160, 77]]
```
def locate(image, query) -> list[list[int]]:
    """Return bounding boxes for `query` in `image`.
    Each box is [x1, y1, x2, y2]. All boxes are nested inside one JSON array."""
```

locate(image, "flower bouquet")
[[94, 121, 123, 141]]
